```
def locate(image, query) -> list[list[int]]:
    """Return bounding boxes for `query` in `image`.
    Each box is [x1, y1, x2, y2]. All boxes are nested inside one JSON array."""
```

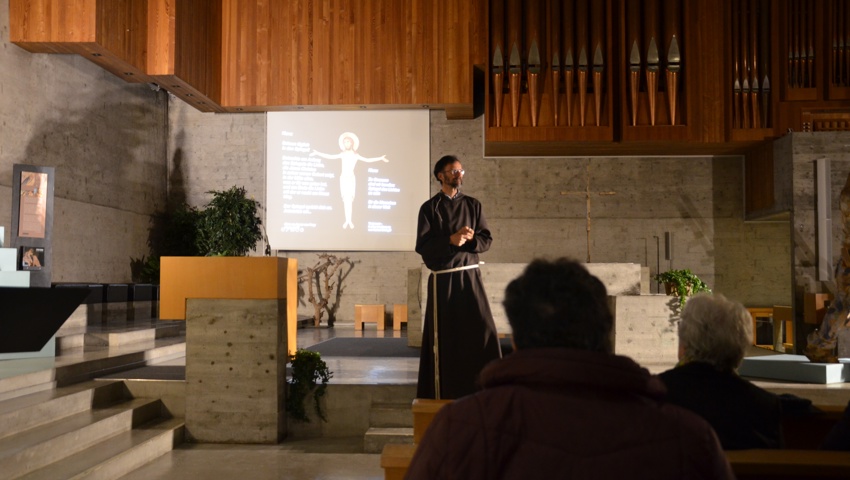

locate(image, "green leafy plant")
[[285, 349, 333, 422], [195, 186, 263, 256], [131, 203, 203, 283], [654, 269, 711, 306], [130, 254, 161, 284]]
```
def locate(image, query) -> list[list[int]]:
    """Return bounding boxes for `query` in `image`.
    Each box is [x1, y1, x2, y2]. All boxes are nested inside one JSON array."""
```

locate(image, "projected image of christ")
[[310, 132, 388, 229]]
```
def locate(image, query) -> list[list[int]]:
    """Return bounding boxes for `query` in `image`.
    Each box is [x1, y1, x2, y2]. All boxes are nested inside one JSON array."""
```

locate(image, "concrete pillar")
[[185, 298, 288, 443]]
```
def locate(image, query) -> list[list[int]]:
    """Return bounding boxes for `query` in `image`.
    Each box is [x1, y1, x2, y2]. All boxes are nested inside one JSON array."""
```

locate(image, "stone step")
[[56, 332, 86, 352], [370, 402, 413, 428], [0, 397, 163, 478], [18, 417, 184, 480], [0, 380, 127, 441], [0, 340, 185, 402], [54, 338, 186, 387], [0, 368, 55, 402], [57, 321, 183, 353], [85, 329, 156, 347], [364, 427, 413, 454]]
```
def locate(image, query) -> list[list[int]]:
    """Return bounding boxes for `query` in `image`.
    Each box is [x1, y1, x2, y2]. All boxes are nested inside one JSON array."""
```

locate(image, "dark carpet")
[[306, 337, 420, 357]]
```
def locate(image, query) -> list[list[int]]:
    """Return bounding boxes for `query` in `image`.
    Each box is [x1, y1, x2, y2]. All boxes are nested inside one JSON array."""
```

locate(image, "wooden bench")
[[782, 404, 845, 449], [381, 444, 417, 480], [383, 398, 850, 480], [355, 304, 385, 331], [381, 398, 451, 480], [412, 398, 451, 444], [393, 304, 408, 331], [727, 449, 850, 479]]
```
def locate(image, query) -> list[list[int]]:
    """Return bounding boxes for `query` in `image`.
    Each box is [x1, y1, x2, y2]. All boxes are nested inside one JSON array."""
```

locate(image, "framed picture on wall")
[[17, 171, 48, 238], [20, 246, 44, 270]]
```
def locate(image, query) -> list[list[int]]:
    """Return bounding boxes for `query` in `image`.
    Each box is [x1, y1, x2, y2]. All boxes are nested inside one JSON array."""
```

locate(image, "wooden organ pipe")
[[740, 0, 750, 129], [645, 0, 660, 126], [627, 0, 641, 126], [830, 0, 844, 85], [806, 0, 813, 88], [663, 0, 681, 126], [491, 0, 506, 127], [732, 0, 741, 128], [563, 0, 575, 126], [749, 0, 760, 128], [549, 0, 562, 126], [794, 0, 802, 88], [575, 0, 589, 126], [525, 0, 544, 127], [590, 0, 604, 126], [507, 0, 523, 127], [839, 0, 850, 87], [759, 0, 771, 127], [788, 0, 795, 88]]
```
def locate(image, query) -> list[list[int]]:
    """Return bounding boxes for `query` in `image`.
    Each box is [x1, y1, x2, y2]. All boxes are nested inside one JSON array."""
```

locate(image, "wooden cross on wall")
[[560, 163, 617, 263]]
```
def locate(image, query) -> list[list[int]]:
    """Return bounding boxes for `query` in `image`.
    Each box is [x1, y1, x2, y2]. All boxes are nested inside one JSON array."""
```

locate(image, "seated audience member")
[[405, 258, 734, 480], [822, 399, 850, 450], [659, 293, 783, 450]]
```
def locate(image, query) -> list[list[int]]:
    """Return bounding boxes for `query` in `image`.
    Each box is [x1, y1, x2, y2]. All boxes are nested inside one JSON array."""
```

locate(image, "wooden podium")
[[160, 256, 298, 355]]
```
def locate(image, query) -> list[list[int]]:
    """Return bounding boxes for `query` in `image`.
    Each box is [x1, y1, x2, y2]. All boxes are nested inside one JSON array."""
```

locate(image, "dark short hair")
[[503, 258, 613, 353], [433, 155, 459, 182]]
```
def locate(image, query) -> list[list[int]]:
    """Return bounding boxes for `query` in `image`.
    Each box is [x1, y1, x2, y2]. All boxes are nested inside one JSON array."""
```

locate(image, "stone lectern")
[[159, 256, 298, 356], [160, 256, 297, 444]]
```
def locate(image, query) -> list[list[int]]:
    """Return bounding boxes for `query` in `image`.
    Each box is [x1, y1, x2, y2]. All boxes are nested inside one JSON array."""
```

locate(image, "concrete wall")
[[168, 99, 793, 320], [787, 132, 850, 347], [0, 3, 168, 283]]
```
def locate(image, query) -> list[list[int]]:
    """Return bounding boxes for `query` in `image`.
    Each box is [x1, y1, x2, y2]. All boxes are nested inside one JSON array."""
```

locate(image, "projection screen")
[[266, 110, 430, 251]]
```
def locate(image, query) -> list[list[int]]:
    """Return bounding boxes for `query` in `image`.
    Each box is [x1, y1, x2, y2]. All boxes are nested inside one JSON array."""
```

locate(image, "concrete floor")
[[117, 322, 412, 480], [118, 437, 384, 480]]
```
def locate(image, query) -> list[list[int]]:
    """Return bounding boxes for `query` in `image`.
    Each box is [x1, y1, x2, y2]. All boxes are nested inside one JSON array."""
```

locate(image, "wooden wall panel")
[[744, 141, 775, 215], [9, 0, 97, 52], [146, 0, 175, 75], [96, 0, 148, 74], [219, 0, 483, 114], [173, 0, 222, 103], [690, 0, 726, 143]]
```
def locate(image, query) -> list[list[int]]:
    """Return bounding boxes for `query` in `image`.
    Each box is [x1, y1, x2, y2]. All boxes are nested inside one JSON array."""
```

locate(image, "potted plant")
[[654, 269, 711, 306], [196, 186, 263, 257], [132, 202, 203, 283], [285, 349, 333, 422]]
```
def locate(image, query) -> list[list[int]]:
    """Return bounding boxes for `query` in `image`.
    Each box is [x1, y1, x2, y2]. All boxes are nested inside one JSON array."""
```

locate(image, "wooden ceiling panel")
[[10, 0, 485, 117], [219, 0, 481, 111], [146, 0, 175, 75], [174, 0, 222, 103], [10, 0, 97, 50], [96, 0, 148, 76]]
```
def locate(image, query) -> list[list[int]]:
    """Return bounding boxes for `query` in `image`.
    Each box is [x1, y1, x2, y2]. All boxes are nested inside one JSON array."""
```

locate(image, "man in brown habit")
[[414, 154, 501, 399]]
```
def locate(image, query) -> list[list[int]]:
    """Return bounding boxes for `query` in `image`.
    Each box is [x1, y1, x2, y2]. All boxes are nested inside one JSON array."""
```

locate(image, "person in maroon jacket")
[[406, 258, 734, 480]]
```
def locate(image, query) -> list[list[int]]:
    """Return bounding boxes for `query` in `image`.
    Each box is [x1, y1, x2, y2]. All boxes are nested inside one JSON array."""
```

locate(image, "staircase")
[[0, 287, 187, 478], [364, 400, 414, 453], [0, 379, 183, 479]]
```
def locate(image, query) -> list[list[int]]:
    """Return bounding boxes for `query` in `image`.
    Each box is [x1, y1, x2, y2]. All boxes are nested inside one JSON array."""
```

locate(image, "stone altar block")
[[185, 298, 288, 444], [609, 295, 679, 367], [408, 262, 644, 347], [739, 354, 850, 384], [160, 256, 298, 356]]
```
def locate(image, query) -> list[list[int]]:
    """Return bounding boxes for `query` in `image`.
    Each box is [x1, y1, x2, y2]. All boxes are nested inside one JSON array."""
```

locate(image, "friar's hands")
[[450, 226, 475, 247]]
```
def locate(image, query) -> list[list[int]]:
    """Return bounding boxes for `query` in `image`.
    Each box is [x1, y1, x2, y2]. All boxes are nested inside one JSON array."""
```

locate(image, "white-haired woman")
[[658, 293, 783, 450]]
